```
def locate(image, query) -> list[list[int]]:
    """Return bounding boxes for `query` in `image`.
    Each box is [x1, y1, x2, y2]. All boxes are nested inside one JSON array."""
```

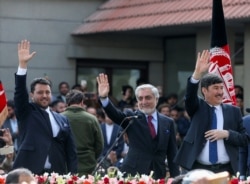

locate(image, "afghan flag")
[[0, 81, 8, 126], [209, 0, 236, 105]]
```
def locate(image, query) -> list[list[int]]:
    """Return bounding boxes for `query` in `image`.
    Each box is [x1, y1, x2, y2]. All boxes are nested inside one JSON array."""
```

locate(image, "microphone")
[[125, 115, 143, 120], [92, 114, 142, 175]]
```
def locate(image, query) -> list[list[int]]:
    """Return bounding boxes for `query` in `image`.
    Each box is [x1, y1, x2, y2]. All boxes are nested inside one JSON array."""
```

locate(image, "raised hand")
[[96, 73, 110, 98], [192, 50, 211, 80], [18, 40, 36, 68], [0, 128, 13, 146]]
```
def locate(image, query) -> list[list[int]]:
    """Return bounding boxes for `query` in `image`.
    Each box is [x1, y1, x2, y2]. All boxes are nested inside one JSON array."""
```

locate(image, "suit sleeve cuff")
[[190, 76, 199, 84], [99, 97, 109, 107], [17, 67, 27, 75]]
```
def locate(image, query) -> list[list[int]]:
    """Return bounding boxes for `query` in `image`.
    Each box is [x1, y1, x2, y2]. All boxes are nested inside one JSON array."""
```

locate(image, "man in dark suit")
[[174, 50, 249, 175], [13, 40, 77, 175], [56, 81, 70, 103], [96, 73, 179, 179], [99, 114, 124, 170], [239, 115, 250, 180]]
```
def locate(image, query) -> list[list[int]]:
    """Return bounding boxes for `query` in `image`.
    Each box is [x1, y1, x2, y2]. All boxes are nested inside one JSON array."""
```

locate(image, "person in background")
[[156, 85, 167, 108], [157, 103, 171, 122], [86, 106, 98, 117], [236, 94, 244, 116], [239, 114, 250, 180], [117, 85, 135, 110], [13, 40, 77, 175], [234, 85, 244, 96], [5, 168, 36, 184], [171, 169, 229, 184], [166, 93, 179, 108], [97, 73, 179, 179], [96, 108, 106, 124], [170, 107, 190, 148], [49, 99, 67, 113], [174, 50, 249, 175], [2, 99, 19, 153], [71, 84, 83, 91], [99, 113, 124, 171], [57, 81, 70, 103], [62, 89, 104, 176], [0, 128, 15, 174]]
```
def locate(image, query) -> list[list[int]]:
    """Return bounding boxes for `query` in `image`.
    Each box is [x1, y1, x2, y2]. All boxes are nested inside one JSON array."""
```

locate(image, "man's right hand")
[[96, 73, 110, 98], [192, 50, 211, 80], [18, 40, 36, 69]]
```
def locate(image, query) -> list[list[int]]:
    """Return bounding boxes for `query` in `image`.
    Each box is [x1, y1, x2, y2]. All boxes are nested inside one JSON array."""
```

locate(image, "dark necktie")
[[147, 115, 156, 138], [209, 107, 218, 164]]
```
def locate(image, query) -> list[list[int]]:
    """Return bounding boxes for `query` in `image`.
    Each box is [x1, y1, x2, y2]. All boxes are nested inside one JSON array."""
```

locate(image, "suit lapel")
[[51, 111, 62, 129], [38, 108, 53, 136], [102, 124, 108, 146], [156, 113, 164, 147], [221, 104, 228, 129]]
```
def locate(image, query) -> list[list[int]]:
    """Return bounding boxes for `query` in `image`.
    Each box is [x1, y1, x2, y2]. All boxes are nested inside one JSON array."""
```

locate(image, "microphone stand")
[[92, 117, 133, 176]]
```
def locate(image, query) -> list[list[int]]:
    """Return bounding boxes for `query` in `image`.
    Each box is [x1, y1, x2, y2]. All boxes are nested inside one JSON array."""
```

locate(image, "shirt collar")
[[146, 111, 157, 120]]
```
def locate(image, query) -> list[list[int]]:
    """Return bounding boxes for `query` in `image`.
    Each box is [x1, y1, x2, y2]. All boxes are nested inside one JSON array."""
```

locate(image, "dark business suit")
[[13, 74, 77, 175], [100, 123, 124, 159], [102, 101, 179, 179], [174, 77, 249, 174], [239, 115, 250, 177]]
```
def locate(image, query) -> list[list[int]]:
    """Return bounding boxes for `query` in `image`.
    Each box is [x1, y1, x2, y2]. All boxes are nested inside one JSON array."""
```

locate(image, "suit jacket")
[[62, 106, 104, 176], [102, 101, 179, 179], [100, 123, 124, 159], [174, 77, 249, 174], [239, 115, 250, 177], [13, 74, 77, 175]]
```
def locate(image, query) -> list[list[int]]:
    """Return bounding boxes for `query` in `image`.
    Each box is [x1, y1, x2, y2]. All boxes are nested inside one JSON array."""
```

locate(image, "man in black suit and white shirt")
[[13, 40, 77, 175]]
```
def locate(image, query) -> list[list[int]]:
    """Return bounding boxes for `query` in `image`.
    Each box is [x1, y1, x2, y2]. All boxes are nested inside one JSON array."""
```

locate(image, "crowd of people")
[[1, 40, 250, 183]]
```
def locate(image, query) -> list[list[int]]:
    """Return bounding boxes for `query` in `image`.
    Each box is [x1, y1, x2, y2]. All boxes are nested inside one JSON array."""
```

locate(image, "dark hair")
[[66, 89, 85, 106], [200, 73, 223, 89], [236, 94, 243, 100], [30, 77, 51, 93], [6, 168, 33, 184], [71, 84, 82, 90], [58, 81, 69, 89], [50, 99, 65, 108], [166, 93, 178, 100], [122, 85, 133, 95], [234, 85, 244, 94], [97, 108, 106, 119], [157, 103, 171, 112], [7, 99, 15, 109]]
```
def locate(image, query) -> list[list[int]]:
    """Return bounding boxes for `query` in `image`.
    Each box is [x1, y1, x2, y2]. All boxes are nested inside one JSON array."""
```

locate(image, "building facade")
[[0, 0, 249, 113]]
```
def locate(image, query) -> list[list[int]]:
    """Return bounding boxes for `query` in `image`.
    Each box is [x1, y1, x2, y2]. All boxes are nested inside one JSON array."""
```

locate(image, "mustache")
[[216, 94, 223, 97]]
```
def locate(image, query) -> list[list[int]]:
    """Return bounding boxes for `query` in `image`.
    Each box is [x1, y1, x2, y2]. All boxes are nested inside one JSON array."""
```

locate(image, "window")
[[76, 59, 148, 102]]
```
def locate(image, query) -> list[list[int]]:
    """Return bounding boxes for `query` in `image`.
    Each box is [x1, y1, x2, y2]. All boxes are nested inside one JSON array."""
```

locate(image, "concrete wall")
[[0, 0, 103, 99], [69, 34, 164, 86]]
